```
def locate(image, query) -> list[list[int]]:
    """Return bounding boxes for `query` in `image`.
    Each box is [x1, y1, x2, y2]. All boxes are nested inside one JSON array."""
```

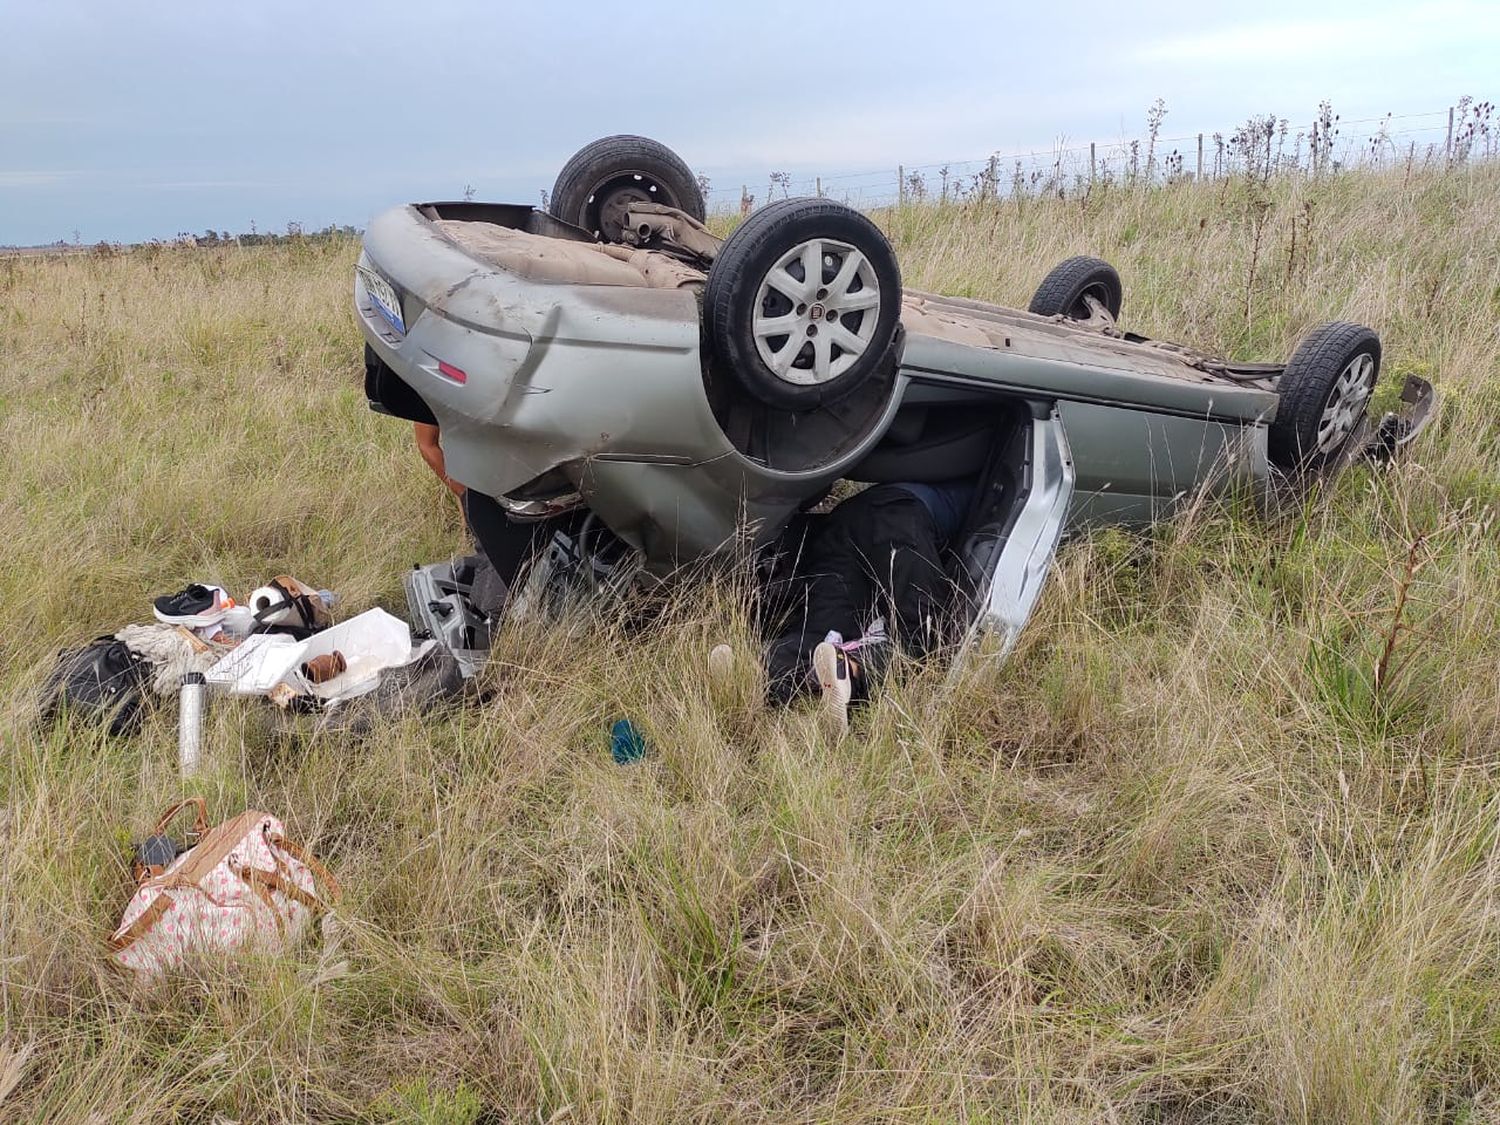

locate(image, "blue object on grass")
[[610, 718, 648, 764]]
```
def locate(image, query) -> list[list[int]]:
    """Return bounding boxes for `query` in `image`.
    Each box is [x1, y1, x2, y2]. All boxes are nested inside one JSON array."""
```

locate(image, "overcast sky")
[[2, 0, 1496, 245]]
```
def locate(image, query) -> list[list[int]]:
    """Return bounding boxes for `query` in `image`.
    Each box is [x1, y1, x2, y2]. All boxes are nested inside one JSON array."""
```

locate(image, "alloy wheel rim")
[[751, 238, 882, 386], [1315, 352, 1377, 453]]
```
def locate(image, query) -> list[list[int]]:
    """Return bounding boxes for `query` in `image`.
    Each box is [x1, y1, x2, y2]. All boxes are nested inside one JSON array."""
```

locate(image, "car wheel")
[[549, 135, 705, 243], [705, 198, 903, 412], [1028, 256, 1123, 321], [1269, 322, 1381, 470]]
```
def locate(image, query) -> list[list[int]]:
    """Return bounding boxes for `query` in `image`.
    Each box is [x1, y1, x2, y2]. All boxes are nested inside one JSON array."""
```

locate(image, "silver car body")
[[354, 201, 1393, 643]]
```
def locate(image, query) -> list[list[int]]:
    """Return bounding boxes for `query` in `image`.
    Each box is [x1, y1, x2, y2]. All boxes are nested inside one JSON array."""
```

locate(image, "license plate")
[[357, 265, 405, 335]]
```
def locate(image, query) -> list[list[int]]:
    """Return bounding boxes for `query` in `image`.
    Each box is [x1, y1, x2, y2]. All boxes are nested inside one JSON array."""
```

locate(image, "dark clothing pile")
[[463, 476, 977, 708], [764, 481, 972, 703]]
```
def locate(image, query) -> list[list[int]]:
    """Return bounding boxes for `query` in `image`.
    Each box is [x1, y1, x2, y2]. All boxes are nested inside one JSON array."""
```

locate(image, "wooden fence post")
[[1089, 142, 1096, 186], [898, 165, 905, 206], [1197, 133, 1204, 180], [815, 176, 822, 198], [1445, 106, 1454, 162]]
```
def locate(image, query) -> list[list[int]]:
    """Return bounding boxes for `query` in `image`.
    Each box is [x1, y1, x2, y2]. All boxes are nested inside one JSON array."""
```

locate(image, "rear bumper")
[[1364, 374, 1437, 461], [355, 204, 896, 567], [355, 205, 718, 502]]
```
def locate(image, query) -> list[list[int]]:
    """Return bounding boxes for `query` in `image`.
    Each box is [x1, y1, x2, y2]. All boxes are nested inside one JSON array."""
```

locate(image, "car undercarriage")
[[358, 136, 1435, 658]]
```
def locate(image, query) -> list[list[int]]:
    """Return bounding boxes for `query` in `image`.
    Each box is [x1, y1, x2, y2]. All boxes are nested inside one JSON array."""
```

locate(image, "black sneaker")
[[153, 583, 232, 626]]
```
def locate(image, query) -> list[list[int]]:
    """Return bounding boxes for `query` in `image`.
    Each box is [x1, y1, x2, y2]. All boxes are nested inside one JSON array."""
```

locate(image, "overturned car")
[[357, 135, 1434, 653]]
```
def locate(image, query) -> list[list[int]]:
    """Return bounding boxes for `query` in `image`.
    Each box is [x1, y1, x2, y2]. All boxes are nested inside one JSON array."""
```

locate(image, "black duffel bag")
[[41, 637, 153, 736]]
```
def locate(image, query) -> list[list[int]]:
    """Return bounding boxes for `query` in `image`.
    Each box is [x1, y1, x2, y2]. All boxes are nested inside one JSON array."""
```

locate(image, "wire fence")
[[702, 101, 1496, 213]]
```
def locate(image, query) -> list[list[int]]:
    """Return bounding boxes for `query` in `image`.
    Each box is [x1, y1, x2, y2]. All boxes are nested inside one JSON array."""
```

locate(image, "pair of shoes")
[[811, 641, 853, 741], [706, 640, 852, 740]]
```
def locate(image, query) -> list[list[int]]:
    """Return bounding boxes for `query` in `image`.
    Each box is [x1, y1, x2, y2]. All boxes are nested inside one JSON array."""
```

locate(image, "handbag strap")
[[235, 867, 295, 931], [271, 835, 343, 906], [107, 895, 170, 951], [150, 796, 209, 840], [238, 864, 323, 914]]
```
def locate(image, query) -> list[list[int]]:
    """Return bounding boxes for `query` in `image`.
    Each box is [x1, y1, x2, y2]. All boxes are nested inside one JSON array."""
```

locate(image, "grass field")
[[3, 163, 1500, 1122]]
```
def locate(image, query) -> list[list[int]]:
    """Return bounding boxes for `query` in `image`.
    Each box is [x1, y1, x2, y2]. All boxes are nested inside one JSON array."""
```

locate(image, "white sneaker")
[[811, 641, 852, 741]]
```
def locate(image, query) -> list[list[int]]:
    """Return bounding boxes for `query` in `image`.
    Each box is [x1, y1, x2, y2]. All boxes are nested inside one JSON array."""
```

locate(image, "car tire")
[[549, 135, 705, 243], [705, 198, 903, 412], [1028, 256, 1123, 321], [1269, 322, 1381, 470]]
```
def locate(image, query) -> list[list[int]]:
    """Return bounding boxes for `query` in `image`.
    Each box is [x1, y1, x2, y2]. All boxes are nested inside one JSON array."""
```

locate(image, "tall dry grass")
[[2, 163, 1499, 1122]]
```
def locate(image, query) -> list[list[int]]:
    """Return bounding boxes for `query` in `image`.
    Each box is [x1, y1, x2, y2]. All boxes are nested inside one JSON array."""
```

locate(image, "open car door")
[[955, 406, 1075, 658]]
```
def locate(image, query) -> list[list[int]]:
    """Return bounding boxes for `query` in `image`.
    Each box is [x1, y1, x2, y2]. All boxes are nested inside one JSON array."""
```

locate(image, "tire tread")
[[549, 135, 704, 230], [1268, 321, 1381, 468], [1028, 256, 1123, 319]]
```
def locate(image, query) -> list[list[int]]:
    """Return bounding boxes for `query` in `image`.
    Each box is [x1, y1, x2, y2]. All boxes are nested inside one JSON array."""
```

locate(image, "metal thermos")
[[178, 672, 206, 776]]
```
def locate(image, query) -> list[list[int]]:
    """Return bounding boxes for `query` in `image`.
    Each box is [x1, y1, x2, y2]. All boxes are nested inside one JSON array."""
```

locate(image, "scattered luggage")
[[42, 565, 483, 742], [276, 644, 468, 739], [40, 636, 153, 736], [33, 567, 490, 988], [110, 797, 340, 982], [205, 607, 430, 703]]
